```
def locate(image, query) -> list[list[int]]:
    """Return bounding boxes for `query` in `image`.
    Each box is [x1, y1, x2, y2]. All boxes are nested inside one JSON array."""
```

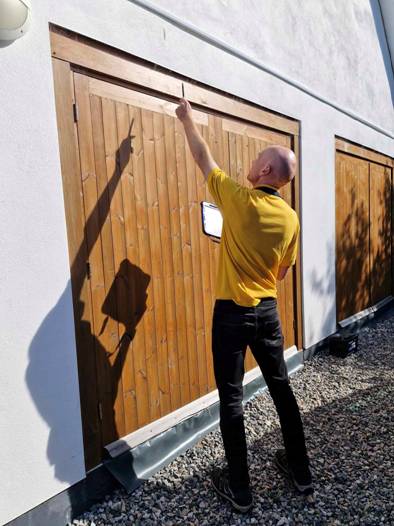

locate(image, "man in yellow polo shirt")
[[176, 99, 312, 513]]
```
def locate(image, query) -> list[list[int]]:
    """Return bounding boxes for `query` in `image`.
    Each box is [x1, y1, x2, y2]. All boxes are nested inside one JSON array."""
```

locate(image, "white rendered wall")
[[0, 0, 393, 523]]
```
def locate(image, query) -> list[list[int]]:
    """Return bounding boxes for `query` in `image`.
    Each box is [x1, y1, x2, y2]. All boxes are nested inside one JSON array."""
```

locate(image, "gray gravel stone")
[[72, 312, 394, 525]]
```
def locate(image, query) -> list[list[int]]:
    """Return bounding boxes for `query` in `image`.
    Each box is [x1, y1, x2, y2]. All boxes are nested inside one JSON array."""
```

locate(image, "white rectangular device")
[[201, 201, 223, 239]]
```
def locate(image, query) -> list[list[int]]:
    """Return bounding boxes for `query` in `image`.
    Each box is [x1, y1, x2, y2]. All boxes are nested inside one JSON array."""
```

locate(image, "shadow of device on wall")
[[24, 121, 150, 522]]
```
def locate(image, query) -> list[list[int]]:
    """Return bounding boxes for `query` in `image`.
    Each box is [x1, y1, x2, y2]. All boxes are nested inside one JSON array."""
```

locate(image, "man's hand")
[[175, 98, 218, 180], [175, 98, 193, 122]]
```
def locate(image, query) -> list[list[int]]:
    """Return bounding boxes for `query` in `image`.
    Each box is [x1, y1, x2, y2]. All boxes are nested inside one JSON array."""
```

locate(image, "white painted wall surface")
[[0, 0, 393, 523]]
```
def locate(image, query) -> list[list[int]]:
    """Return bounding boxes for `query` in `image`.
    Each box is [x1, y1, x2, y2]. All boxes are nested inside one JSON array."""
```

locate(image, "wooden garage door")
[[51, 30, 301, 470], [336, 143, 393, 322]]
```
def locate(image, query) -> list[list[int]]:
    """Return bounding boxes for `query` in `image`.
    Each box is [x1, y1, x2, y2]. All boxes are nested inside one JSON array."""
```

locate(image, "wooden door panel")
[[336, 149, 393, 323], [71, 72, 299, 457], [369, 164, 392, 304]]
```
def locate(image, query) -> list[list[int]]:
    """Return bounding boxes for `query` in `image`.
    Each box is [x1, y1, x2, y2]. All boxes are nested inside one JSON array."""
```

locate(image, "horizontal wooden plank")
[[184, 82, 299, 136], [222, 118, 289, 146], [51, 30, 298, 137], [89, 77, 208, 125], [336, 138, 393, 168], [51, 31, 182, 98]]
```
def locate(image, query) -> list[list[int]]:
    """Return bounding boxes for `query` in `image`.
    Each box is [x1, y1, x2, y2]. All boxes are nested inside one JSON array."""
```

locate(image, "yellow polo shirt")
[[207, 167, 300, 307]]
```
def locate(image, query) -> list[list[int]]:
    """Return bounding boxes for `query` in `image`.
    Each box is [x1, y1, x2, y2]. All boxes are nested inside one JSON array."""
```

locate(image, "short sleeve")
[[281, 222, 300, 267], [207, 167, 240, 210]]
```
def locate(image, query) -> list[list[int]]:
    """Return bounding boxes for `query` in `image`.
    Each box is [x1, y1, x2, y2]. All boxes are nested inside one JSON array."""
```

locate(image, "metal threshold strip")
[[104, 346, 303, 492]]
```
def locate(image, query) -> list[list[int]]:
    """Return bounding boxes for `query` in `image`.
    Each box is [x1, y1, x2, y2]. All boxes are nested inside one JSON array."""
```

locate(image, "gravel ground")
[[72, 312, 394, 526]]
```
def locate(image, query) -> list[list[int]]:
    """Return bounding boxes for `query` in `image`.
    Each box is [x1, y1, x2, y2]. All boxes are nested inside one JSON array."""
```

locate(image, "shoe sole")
[[274, 456, 314, 496], [211, 479, 253, 513]]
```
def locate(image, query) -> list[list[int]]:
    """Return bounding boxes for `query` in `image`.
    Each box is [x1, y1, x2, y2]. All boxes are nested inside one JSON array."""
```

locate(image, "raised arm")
[[176, 98, 218, 180]]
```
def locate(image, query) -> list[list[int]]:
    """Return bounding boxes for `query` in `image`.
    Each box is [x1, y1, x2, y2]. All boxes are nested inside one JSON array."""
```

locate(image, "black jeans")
[[212, 298, 309, 490]]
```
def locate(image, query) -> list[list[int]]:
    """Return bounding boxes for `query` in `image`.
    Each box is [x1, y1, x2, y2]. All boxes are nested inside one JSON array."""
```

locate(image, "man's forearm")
[[182, 117, 210, 165], [176, 98, 218, 178]]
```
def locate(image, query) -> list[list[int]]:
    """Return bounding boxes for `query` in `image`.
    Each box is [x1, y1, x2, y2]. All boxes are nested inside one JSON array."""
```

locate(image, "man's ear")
[[260, 163, 271, 177]]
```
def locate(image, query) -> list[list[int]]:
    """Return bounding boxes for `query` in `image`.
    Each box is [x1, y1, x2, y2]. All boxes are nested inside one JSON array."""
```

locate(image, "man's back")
[[208, 167, 299, 306]]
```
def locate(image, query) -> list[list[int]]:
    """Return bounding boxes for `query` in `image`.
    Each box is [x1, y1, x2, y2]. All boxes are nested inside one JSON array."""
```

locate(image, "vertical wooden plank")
[[100, 97, 128, 440], [213, 115, 225, 168], [175, 117, 200, 401], [356, 157, 371, 311], [241, 134, 250, 186], [236, 134, 244, 184], [153, 111, 182, 410], [185, 134, 209, 396], [132, 107, 161, 422], [228, 132, 237, 180], [141, 109, 172, 416], [111, 100, 139, 434], [163, 114, 191, 406], [128, 104, 151, 427], [222, 129, 230, 176], [203, 123, 219, 316], [195, 123, 216, 394], [52, 61, 101, 469]]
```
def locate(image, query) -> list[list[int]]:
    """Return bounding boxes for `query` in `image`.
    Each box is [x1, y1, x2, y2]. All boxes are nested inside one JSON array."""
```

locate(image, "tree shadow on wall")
[[335, 186, 371, 321], [309, 177, 392, 344], [25, 120, 149, 521]]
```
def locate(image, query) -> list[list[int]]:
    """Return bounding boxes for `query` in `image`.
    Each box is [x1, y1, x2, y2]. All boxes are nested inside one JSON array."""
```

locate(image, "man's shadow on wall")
[[25, 121, 148, 516]]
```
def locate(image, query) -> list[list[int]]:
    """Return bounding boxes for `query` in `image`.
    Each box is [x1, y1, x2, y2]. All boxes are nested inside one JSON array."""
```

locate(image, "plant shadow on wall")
[[309, 177, 392, 344], [25, 122, 148, 508]]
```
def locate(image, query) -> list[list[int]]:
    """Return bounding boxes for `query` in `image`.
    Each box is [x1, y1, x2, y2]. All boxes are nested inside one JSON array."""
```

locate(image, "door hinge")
[[86, 261, 91, 280], [73, 102, 79, 122], [98, 402, 103, 421]]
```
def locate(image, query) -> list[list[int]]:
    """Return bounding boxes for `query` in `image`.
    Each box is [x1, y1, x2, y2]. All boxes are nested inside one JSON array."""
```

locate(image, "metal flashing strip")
[[338, 296, 393, 329], [129, 0, 394, 139], [104, 347, 304, 492]]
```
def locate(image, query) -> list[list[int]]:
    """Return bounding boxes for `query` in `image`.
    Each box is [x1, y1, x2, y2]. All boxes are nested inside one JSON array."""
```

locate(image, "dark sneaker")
[[274, 449, 314, 495], [211, 469, 253, 513]]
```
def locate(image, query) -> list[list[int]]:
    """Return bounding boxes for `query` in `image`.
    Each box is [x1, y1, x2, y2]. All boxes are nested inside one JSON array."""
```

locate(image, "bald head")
[[247, 145, 297, 188]]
